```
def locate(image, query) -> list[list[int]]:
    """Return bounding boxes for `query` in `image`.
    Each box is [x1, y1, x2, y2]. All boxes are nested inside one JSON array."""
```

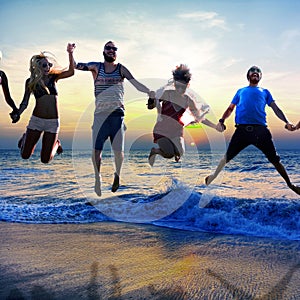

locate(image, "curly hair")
[[172, 64, 191, 84]]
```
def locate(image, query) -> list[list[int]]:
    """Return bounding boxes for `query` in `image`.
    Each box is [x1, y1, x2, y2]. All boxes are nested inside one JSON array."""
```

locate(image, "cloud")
[[222, 58, 244, 69], [177, 11, 227, 30], [279, 29, 300, 51]]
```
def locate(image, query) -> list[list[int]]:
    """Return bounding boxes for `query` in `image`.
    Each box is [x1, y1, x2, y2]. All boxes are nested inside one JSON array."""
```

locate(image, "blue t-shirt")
[[231, 86, 274, 125]]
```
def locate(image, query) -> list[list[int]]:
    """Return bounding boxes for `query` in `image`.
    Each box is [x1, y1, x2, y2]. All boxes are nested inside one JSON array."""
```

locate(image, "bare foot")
[[56, 140, 63, 155], [94, 177, 102, 197], [18, 133, 25, 149], [205, 175, 214, 186], [111, 173, 120, 193], [175, 155, 180, 162], [289, 184, 300, 195], [148, 147, 156, 167]]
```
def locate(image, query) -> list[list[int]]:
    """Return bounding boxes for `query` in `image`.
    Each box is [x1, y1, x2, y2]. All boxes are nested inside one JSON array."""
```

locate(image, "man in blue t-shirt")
[[205, 66, 300, 195]]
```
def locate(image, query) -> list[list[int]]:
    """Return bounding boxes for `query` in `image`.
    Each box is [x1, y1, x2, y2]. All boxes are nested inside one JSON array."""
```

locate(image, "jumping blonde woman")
[[17, 43, 75, 163]]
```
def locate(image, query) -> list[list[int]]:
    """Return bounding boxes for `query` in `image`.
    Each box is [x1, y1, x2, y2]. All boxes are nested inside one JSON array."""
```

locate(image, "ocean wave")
[[1, 188, 299, 241]]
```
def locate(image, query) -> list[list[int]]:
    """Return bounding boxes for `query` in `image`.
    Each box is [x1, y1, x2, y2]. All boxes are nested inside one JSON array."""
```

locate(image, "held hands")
[[285, 122, 298, 131], [9, 109, 20, 123], [216, 122, 226, 132], [216, 119, 226, 132], [147, 97, 156, 109], [67, 43, 76, 53], [147, 91, 156, 110]]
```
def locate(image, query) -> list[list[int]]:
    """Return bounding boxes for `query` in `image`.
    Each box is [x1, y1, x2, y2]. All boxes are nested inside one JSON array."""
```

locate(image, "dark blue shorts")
[[92, 109, 125, 151], [226, 125, 280, 164]]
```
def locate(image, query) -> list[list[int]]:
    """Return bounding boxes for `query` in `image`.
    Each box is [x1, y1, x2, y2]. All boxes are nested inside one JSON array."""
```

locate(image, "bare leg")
[[205, 156, 227, 185], [273, 161, 300, 195], [20, 129, 42, 160], [148, 138, 178, 166], [92, 149, 102, 197], [112, 150, 124, 192], [41, 132, 59, 163], [148, 147, 163, 167]]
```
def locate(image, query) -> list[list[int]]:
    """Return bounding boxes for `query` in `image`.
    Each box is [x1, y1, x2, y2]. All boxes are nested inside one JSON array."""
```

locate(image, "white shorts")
[[27, 115, 60, 134]]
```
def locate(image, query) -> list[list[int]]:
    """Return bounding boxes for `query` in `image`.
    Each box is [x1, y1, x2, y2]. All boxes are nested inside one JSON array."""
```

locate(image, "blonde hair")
[[28, 51, 61, 92]]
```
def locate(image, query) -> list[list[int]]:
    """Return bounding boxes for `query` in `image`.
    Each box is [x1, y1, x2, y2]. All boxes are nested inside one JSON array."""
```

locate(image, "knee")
[[21, 154, 31, 160], [162, 152, 174, 159], [21, 151, 31, 160], [41, 155, 51, 164], [41, 158, 50, 164]]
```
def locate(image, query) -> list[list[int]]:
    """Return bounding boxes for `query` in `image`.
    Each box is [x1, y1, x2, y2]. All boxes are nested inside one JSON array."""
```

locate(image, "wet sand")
[[0, 221, 299, 299]]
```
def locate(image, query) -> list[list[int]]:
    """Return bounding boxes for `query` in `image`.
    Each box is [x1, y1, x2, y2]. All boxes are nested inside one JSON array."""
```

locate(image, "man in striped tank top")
[[75, 41, 155, 196]]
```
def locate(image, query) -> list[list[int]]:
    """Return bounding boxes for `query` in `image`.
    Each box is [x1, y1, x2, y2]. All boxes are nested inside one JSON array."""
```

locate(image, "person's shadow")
[[87, 262, 122, 300], [87, 261, 101, 300], [6, 260, 298, 299], [86, 261, 188, 299], [6, 285, 54, 300]]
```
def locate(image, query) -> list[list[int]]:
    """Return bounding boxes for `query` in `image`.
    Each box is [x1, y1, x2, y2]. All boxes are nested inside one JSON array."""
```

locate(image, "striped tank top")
[[94, 62, 124, 113]]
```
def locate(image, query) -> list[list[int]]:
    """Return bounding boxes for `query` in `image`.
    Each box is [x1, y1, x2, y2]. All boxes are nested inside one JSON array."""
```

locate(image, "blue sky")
[[0, 0, 299, 149]]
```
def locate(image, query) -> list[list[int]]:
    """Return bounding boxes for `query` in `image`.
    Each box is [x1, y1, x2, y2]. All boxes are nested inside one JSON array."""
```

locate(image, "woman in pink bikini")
[[147, 64, 223, 166]]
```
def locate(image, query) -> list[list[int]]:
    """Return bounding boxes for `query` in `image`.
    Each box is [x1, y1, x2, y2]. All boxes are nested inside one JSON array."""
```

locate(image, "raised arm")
[[56, 43, 76, 81], [75, 61, 99, 80]]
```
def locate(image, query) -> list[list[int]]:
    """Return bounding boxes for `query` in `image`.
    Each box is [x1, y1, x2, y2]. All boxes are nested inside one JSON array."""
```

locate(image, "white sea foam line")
[[92, 186, 193, 223]]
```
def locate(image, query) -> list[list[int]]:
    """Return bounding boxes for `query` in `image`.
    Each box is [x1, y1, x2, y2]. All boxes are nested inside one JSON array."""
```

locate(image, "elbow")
[[66, 68, 75, 77]]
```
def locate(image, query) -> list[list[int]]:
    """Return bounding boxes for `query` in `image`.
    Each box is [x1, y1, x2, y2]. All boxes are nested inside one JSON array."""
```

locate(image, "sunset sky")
[[1, 0, 299, 149]]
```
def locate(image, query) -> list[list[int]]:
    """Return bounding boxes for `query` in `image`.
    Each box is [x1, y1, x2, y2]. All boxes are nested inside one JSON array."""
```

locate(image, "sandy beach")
[[0, 221, 299, 300]]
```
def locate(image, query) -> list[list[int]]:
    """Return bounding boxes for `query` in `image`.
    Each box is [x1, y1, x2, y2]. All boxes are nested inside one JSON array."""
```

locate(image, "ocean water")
[[0, 147, 299, 241]]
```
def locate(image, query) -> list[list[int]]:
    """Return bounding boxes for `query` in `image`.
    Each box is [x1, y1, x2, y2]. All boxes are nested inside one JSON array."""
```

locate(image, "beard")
[[249, 77, 260, 85], [249, 74, 260, 85], [103, 52, 116, 63]]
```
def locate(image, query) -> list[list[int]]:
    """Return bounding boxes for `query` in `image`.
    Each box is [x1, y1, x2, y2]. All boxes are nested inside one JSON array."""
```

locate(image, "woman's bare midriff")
[[32, 94, 59, 119]]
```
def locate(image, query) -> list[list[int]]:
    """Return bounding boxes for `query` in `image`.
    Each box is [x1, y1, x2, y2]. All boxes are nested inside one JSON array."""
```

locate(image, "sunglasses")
[[41, 62, 53, 68], [249, 67, 261, 73], [104, 45, 118, 51]]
